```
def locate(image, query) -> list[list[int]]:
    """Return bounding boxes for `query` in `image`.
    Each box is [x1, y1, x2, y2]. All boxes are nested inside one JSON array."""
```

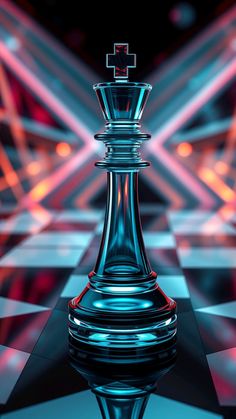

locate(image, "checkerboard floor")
[[0, 206, 235, 418]]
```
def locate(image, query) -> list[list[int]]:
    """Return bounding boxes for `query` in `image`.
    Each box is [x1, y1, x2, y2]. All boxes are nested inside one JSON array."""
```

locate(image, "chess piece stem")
[[91, 171, 154, 290]]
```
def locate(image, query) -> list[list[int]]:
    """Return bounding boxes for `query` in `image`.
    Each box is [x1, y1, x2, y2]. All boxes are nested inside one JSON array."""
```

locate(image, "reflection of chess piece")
[[69, 43, 177, 353], [69, 334, 177, 419]]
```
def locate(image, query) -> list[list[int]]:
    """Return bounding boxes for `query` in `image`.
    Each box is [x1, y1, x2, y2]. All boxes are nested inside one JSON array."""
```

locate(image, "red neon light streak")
[[0, 41, 95, 146], [148, 5, 236, 85], [21, 144, 94, 207], [150, 59, 236, 147], [147, 59, 236, 206]]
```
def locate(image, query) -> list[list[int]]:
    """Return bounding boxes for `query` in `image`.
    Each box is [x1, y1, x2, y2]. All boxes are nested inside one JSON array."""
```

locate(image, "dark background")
[[13, 0, 235, 79]]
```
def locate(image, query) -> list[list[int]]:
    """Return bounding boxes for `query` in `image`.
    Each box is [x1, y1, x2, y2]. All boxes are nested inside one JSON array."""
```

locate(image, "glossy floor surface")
[[0, 206, 235, 418]]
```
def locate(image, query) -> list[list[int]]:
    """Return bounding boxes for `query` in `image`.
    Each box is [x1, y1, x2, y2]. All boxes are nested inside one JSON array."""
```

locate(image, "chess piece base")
[[68, 282, 177, 352]]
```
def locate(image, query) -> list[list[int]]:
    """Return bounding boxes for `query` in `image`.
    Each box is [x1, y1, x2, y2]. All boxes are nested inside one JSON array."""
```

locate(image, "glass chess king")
[[69, 43, 177, 353]]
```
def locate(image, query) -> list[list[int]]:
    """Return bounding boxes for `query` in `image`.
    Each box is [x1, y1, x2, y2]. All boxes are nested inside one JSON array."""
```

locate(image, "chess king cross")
[[106, 43, 136, 78], [69, 43, 177, 354]]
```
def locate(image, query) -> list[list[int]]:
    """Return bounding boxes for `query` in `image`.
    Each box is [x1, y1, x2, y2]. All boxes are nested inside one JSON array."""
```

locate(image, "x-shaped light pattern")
[[0, 0, 235, 213]]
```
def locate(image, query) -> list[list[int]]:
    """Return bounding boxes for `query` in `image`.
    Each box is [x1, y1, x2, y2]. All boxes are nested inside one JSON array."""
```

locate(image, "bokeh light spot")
[[30, 182, 49, 200], [199, 167, 215, 182], [214, 161, 228, 175], [27, 161, 41, 176], [56, 142, 71, 157], [177, 142, 192, 157]]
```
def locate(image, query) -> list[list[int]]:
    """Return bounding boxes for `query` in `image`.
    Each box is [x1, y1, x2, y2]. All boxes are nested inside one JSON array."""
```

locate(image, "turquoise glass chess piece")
[[69, 43, 177, 354]]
